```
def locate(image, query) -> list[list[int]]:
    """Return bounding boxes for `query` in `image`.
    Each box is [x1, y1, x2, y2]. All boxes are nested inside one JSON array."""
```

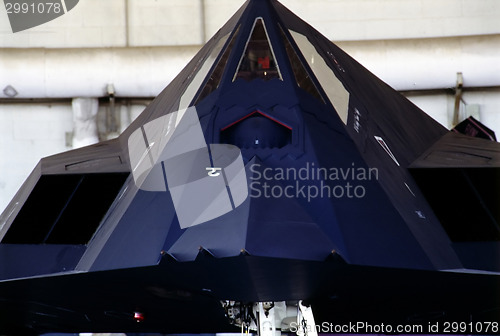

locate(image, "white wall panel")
[[0, 104, 73, 212], [0, 0, 127, 48], [127, 0, 203, 46], [1, 0, 500, 48]]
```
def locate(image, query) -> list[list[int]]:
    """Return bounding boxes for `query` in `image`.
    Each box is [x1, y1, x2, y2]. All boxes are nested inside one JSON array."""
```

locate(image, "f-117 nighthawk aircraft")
[[0, 0, 499, 334]]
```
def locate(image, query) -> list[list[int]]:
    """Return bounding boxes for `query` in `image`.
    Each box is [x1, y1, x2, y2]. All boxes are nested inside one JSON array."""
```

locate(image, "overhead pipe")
[[0, 46, 200, 99], [1, 36, 500, 98]]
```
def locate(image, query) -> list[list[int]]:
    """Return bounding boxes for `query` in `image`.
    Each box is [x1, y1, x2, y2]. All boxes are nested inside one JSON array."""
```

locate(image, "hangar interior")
[[1, 0, 500, 213]]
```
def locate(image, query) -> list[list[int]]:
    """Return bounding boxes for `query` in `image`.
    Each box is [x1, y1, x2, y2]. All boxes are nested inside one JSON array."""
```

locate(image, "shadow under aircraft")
[[0, 0, 499, 334]]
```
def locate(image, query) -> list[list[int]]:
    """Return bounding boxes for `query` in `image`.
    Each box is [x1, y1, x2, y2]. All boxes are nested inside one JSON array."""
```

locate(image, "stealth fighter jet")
[[0, 0, 499, 334]]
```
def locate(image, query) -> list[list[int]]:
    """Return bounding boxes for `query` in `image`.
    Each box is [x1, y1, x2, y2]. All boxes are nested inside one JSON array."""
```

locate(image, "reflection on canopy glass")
[[279, 25, 324, 103], [196, 26, 241, 104], [289, 30, 350, 124], [179, 33, 231, 109]]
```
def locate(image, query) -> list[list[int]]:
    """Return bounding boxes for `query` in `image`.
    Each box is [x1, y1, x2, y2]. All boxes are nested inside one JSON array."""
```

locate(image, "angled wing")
[[410, 132, 500, 273]]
